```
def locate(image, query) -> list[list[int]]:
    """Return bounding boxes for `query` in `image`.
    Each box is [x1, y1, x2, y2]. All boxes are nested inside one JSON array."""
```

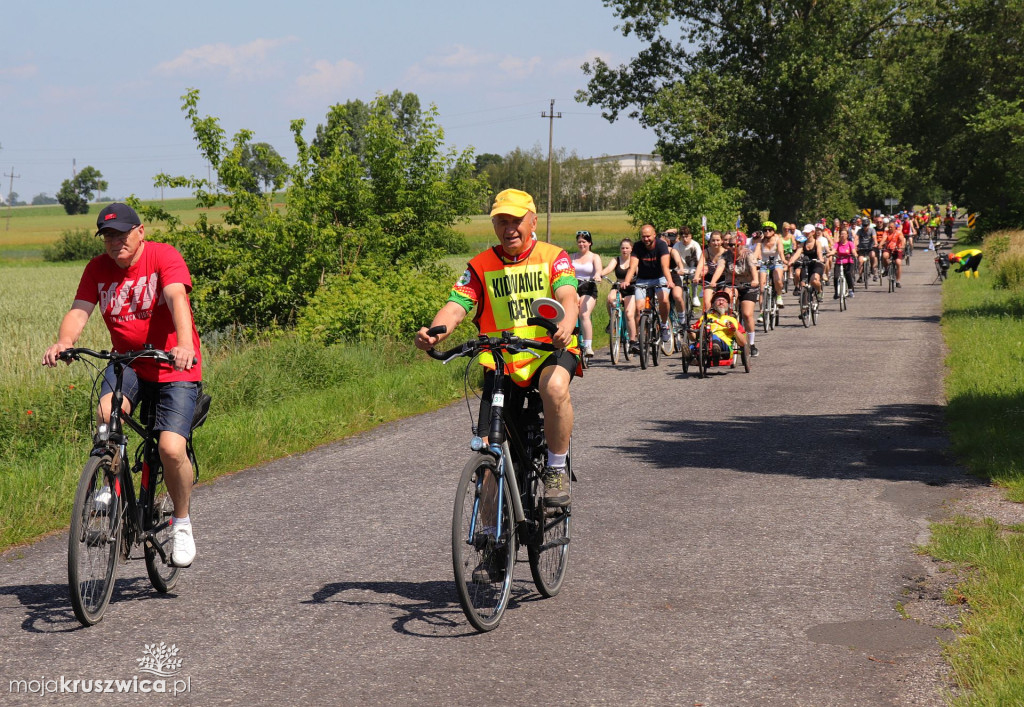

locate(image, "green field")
[[0, 201, 637, 263], [0, 198, 229, 261]]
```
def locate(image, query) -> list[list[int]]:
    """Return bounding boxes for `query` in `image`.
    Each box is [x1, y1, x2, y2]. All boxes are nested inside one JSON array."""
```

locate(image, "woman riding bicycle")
[[788, 225, 825, 302], [701, 230, 733, 311], [832, 227, 857, 299], [600, 238, 637, 345], [571, 230, 602, 359], [724, 238, 761, 356]]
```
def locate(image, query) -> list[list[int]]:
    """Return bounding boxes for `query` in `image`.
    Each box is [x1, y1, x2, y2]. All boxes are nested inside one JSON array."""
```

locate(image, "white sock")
[[748, 332, 755, 346], [173, 516, 191, 527], [583, 339, 592, 349], [547, 452, 566, 469]]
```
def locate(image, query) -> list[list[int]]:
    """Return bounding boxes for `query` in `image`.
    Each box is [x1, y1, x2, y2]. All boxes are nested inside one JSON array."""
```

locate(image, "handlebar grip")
[[526, 317, 557, 334], [426, 325, 447, 337]]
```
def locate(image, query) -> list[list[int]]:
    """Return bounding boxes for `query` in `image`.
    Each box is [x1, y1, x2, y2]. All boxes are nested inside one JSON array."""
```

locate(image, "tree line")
[[579, 0, 1024, 230]]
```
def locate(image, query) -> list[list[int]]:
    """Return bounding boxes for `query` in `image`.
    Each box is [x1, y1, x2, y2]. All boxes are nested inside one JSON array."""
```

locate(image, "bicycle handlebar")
[[58, 347, 196, 366], [424, 318, 559, 362]]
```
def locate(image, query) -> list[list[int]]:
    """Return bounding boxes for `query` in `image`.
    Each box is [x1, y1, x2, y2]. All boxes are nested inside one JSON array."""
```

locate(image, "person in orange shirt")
[[879, 221, 906, 287]]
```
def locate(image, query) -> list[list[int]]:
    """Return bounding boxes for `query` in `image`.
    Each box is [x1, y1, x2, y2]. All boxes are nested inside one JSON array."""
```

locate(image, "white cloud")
[[498, 55, 542, 79], [294, 59, 364, 100], [0, 64, 38, 79], [404, 45, 496, 87], [155, 37, 297, 79]]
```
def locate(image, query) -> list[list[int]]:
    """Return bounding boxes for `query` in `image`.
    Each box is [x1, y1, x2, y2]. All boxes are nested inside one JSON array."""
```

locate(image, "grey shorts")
[[101, 365, 200, 439]]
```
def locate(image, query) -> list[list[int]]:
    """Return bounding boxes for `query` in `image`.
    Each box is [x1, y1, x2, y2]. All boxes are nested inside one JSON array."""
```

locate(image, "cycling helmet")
[[802, 224, 815, 234], [762, 221, 777, 231]]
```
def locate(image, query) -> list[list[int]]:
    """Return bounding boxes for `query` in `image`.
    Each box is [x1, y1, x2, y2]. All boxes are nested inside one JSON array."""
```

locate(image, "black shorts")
[[804, 261, 825, 278], [477, 349, 577, 433], [737, 286, 760, 304], [577, 280, 598, 298], [856, 248, 874, 257]]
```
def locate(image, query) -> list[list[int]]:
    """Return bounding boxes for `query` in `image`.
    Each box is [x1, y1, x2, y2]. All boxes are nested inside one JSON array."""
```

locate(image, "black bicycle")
[[425, 307, 572, 632], [635, 284, 662, 370], [796, 257, 821, 327], [59, 347, 210, 626]]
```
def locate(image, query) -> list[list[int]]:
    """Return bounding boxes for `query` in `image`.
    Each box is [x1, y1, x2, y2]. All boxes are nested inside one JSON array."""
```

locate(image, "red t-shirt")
[[74, 242, 202, 383]]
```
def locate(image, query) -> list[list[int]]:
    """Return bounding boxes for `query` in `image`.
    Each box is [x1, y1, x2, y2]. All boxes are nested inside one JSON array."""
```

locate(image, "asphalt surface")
[[1, 244, 972, 706]]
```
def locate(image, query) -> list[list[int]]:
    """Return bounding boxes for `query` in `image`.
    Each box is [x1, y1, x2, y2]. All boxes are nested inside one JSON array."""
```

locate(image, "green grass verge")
[[928, 229, 1024, 705], [0, 335, 475, 550]]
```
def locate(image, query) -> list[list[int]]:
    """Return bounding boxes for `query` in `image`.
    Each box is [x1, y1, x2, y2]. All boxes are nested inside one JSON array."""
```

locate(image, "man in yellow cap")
[[415, 189, 579, 507]]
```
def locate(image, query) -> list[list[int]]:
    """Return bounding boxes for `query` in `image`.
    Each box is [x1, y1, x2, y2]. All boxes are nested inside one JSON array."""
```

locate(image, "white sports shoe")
[[170, 523, 196, 567], [584, 346, 595, 357]]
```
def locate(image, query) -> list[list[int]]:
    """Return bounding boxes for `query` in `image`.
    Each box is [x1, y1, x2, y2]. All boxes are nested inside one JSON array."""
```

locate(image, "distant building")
[[580, 153, 662, 173]]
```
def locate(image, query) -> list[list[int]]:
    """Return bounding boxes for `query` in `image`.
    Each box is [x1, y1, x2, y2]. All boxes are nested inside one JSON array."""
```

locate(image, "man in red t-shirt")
[[43, 203, 202, 568]]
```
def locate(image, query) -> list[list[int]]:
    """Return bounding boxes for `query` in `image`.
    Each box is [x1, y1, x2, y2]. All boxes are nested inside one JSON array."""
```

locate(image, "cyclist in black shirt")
[[622, 224, 674, 350]]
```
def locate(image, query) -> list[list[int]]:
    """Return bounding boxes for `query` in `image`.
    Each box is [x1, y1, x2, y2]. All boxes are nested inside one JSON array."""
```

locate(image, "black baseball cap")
[[95, 203, 141, 236]]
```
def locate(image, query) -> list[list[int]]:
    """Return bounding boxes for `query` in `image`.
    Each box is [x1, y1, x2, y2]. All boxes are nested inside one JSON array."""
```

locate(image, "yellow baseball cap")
[[490, 188, 536, 217]]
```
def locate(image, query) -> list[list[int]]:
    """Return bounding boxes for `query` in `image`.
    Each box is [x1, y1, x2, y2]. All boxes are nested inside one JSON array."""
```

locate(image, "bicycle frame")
[[97, 358, 177, 563]]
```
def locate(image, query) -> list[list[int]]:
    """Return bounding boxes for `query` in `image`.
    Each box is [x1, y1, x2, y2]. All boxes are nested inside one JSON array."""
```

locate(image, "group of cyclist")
[[566, 207, 958, 365]]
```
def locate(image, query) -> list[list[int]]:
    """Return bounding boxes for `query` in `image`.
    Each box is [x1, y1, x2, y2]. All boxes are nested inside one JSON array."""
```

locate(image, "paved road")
[[1, 248, 971, 705]]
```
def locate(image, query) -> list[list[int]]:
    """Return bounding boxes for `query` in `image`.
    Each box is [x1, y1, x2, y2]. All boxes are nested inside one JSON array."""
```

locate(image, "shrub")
[[42, 228, 104, 262], [994, 255, 1024, 290], [296, 263, 455, 344]]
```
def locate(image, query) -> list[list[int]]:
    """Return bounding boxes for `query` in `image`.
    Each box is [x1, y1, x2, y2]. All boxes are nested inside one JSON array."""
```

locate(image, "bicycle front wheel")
[[638, 314, 650, 370], [452, 454, 515, 632], [68, 454, 123, 626], [609, 309, 621, 364], [529, 448, 571, 597], [144, 463, 182, 593], [800, 289, 810, 328]]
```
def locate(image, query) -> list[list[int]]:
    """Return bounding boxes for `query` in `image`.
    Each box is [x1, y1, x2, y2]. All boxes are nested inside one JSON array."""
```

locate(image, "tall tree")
[[578, 0, 933, 222], [312, 90, 423, 161], [143, 89, 487, 332], [56, 166, 107, 215], [237, 142, 288, 194]]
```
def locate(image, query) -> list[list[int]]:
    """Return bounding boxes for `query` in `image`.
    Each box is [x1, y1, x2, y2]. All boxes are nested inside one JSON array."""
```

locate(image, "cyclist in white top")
[[571, 230, 602, 358]]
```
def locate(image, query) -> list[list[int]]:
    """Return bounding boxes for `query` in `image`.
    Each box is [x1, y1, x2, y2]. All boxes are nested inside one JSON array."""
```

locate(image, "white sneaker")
[[170, 523, 196, 567], [92, 485, 112, 514], [584, 346, 595, 357], [660, 327, 671, 342], [692, 295, 701, 307]]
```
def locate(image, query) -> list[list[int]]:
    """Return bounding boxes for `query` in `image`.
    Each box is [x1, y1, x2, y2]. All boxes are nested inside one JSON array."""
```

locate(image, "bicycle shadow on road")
[[611, 402, 977, 487], [0, 575, 173, 634], [304, 577, 542, 638]]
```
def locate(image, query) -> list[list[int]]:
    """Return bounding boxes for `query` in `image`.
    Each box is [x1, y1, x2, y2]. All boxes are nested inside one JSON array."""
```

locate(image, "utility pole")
[[4, 167, 21, 231], [541, 99, 562, 243]]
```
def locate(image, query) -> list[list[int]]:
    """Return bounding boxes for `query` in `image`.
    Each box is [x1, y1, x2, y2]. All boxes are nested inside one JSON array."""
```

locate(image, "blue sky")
[[0, 1, 654, 202]]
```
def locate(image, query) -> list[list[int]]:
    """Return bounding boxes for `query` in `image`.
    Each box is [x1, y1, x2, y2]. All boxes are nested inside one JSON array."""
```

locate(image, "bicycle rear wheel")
[[144, 462, 182, 593], [68, 454, 123, 626], [740, 342, 751, 372], [609, 309, 621, 364], [452, 454, 515, 632], [529, 446, 571, 597], [638, 313, 650, 370]]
